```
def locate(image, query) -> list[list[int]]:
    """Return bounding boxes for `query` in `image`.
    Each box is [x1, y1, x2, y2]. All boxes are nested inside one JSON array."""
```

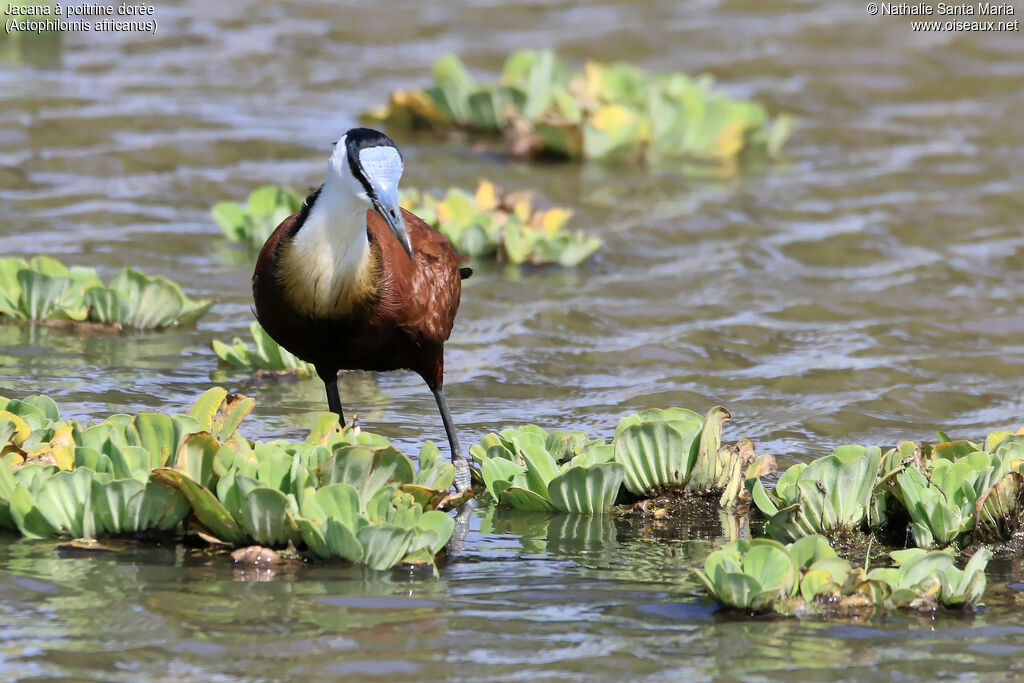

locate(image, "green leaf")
[[187, 387, 229, 431], [211, 202, 248, 239], [151, 468, 249, 545], [305, 483, 361, 529], [33, 468, 97, 538], [296, 516, 331, 559], [499, 486, 558, 512], [322, 518, 364, 563], [319, 445, 416, 504], [414, 441, 456, 491], [9, 484, 59, 539], [417, 510, 455, 555], [175, 432, 220, 489], [240, 488, 295, 546], [481, 455, 524, 502], [357, 524, 416, 570], [92, 478, 145, 534], [128, 412, 181, 468], [18, 271, 72, 321], [614, 420, 693, 495], [547, 463, 626, 514]]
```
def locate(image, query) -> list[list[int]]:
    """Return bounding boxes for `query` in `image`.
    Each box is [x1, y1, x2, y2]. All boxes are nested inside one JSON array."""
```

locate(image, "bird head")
[[330, 127, 413, 258]]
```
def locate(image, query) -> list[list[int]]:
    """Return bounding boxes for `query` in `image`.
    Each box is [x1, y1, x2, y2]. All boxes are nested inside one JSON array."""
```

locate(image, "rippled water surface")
[[2, 0, 1024, 679]]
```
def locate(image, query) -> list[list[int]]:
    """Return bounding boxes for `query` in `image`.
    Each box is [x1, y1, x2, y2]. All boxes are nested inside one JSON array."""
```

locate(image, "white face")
[[358, 145, 403, 196], [329, 134, 366, 201], [328, 134, 404, 206]]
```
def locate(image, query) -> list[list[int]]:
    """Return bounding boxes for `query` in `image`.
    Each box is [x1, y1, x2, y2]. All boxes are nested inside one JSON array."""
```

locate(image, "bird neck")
[[277, 175, 378, 319]]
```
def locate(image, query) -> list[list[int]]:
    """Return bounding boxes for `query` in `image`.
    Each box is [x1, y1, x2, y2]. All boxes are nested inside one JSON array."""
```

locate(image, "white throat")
[[278, 159, 374, 318]]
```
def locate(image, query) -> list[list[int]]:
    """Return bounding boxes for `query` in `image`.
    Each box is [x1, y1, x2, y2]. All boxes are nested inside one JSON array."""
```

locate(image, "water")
[[2, 0, 1024, 679]]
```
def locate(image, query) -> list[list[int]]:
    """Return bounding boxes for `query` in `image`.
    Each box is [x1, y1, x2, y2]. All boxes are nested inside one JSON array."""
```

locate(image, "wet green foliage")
[[694, 534, 991, 613], [750, 429, 1024, 549], [751, 445, 881, 541], [365, 50, 793, 164], [212, 321, 315, 377], [470, 425, 623, 513], [212, 180, 601, 267], [0, 256, 212, 330], [890, 434, 1024, 548], [0, 395, 199, 538], [0, 389, 454, 570], [613, 406, 764, 505], [211, 185, 302, 248], [401, 180, 601, 266], [471, 406, 772, 513]]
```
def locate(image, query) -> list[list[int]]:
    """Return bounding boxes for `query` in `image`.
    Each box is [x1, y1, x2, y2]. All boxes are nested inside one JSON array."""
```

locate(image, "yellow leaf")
[[435, 202, 452, 226], [539, 207, 573, 235], [407, 89, 444, 122], [1, 450, 24, 465], [52, 446, 74, 471], [384, 88, 444, 125], [0, 410, 30, 447], [50, 425, 75, 449], [505, 191, 533, 222], [714, 121, 746, 160], [475, 180, 498, 211], [584, 61, 602, 100], [592, 104, 635, 132]]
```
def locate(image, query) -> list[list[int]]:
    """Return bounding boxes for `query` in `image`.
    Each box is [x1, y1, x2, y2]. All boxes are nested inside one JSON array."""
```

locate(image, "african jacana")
[[252, 128, 472, 491]]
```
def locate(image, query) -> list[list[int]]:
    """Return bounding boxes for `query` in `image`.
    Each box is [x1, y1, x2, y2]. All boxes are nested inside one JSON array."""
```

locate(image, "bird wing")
[[367, 207, 465, 345]]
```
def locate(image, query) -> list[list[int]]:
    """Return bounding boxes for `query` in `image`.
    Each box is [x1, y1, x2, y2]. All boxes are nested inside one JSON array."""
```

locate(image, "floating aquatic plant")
[[0, 256, 212, 330], [871, 547, 991, 610], [401, 180, 601, 266], [891, 440, 1024, 548], [211, 185, 302, 248], [470, 425, 624, 514], [365, 50, 793, 164], [693, 537, 800, 611], [748, 427, 1024, 548], [213, 180, 600, 267], [750, 445, 881, 542], [212, 321, 315, 377], [153, 425, 455, 570], [0, 388, 455, 570], [612, 406, 764, 505], [2, 463, 190, 539], [471, 407, 772, 513], [0, 398, 211, 538], [694, 534, 991, 613]]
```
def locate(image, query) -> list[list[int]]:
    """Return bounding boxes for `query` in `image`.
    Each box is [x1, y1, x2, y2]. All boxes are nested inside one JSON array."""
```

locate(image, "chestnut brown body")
[[252, 206, 465, 390]]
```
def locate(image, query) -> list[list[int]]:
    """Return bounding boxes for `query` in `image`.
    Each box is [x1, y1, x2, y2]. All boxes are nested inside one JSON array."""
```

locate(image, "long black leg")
[[431, 386, 470, 492], [325, 377, 345, 425]]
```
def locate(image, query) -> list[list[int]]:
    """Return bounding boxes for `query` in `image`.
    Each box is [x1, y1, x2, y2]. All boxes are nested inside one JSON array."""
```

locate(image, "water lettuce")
[[750, 445, 881, 541], [695, 534, 991, 613], [212, 185, 302, 248], [212, 321, 315, 377], [401, 180, 601, 266], [365, 50, 793, 164], [0, 388, 454, 570], [471, 425, 624, 513], [0, 256, 211, 330]]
